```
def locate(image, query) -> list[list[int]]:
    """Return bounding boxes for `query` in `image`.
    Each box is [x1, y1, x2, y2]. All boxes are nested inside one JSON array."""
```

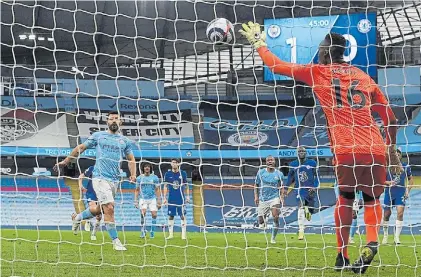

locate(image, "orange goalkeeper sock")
[[364, 199, 382, 244], [334, 195, 354, 259]]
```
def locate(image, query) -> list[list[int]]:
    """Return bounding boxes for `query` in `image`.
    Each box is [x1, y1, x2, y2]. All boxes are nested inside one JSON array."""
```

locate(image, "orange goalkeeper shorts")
[[334, 154, 386, 198]]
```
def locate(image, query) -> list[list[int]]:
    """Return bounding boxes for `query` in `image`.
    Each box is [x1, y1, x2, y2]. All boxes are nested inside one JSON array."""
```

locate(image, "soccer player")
[[78, 165, 102, 241], [254, 155, 284, 244], [382, 149, 413, 245], [163, 158, 189, 240], [285, 147, 319, 240], [240, 23, 401, 274], [134, 162, 161, 239], [54, 111, 136, 251]]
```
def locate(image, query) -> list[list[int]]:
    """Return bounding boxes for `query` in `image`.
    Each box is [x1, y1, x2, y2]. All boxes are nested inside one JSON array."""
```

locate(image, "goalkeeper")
[[240, 22, 401, 274]]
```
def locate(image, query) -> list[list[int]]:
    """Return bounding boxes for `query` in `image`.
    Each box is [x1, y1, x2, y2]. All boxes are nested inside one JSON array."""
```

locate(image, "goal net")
[[1, 1, 420, 276]]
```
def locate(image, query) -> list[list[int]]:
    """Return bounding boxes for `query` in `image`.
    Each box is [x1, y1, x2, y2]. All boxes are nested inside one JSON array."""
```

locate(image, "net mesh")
[[1, 1, 420, 277]]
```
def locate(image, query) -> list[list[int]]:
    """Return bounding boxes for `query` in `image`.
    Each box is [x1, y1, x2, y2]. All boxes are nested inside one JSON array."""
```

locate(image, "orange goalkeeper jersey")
[[258, 47, 397, 157]]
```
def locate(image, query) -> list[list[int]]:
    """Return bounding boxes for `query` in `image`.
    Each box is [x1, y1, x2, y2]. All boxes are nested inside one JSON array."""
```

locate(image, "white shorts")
[[92, 178, 118, 205], [139, 198, 158, 212], [258, 198, 280, 217]]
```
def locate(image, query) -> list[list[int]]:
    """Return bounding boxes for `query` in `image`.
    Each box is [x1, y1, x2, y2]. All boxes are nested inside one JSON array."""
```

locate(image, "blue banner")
[[203, 105, 307, 149], [3, 146, 421, 158], [1, 96, 195, 112], [264, 12, 377, 81], [203, 188, 337, 227]]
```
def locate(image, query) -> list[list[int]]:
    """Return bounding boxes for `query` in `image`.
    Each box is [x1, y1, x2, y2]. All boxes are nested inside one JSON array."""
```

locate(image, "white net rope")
[[1, 1, 420, 276]]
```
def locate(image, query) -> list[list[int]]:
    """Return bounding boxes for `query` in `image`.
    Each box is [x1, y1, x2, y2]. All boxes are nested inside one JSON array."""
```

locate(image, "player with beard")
[[55, 111, 136, 251]]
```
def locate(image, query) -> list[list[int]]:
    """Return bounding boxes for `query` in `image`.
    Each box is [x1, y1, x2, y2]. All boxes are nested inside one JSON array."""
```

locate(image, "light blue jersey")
[[255, 168, 284, 202], [136, 174, 160, 200], [83, 131, 133, 182]]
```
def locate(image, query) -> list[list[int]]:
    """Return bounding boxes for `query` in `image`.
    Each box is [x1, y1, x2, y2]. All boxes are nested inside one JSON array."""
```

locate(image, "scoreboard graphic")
[[264, 13, 377, 81]]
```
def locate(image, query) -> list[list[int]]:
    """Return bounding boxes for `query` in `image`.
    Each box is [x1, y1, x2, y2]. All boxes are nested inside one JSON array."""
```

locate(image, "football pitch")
[[1, 229, 420, 277]]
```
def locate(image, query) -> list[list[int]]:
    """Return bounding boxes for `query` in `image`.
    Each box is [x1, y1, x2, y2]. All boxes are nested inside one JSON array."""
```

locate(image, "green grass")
[[1, 229, 420, 277]]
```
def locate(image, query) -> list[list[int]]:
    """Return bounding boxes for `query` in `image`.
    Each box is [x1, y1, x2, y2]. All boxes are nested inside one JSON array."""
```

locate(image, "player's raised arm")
[[370, 86, 402, 173], [239, 22, 313, 85]]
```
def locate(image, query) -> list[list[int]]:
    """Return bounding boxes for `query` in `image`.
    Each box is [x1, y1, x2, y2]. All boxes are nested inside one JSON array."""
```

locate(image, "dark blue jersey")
[[164, 170, 188, 205], [286, 159, 319, 196], [386, 162, 411, 196]]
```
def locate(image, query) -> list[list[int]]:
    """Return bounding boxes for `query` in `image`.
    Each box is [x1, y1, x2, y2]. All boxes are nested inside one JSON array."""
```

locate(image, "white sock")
[[181, 218, 187, 237], [92, 219, 101, 236], [395, 220, 403, 238], [298, 208, 305, 232], [168, 219, 174, 236], [383, 220, 389, 236]]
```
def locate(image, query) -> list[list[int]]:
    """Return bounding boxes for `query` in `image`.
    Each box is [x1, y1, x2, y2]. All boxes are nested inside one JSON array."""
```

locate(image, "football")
[[206, 18, 235, 44]]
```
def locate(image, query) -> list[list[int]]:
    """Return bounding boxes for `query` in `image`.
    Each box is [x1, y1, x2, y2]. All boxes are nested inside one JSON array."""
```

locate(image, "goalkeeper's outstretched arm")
[[239, 22, 313, 85]]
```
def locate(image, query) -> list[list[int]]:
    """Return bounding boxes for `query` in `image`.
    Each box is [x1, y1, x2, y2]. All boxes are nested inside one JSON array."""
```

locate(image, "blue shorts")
[[383, 192, 405, 209], [86, 191, 97, 203], [167, 204, 186, 217], [296, 191, 317, 214]]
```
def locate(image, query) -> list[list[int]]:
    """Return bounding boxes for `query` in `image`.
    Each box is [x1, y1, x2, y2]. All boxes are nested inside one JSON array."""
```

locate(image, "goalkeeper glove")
[[239, 22, 267, 49]]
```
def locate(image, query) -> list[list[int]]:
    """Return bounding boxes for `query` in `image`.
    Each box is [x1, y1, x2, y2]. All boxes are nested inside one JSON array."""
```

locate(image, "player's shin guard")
[[272, 218, 279, 240], [181, 218, 187, 239], [105, 222, 118, 241], [395, 220, 403, 243], [364, 199, 382, 244], [298, 208, 305, 232], [140, 214, 145, 230], [92, 219, 101, 236], [75, 208, 94, 221], [151, 218, 157, 233], [168, 219, 174, 237], [350, 218, 358, 239], [334, 195, 354, 259]]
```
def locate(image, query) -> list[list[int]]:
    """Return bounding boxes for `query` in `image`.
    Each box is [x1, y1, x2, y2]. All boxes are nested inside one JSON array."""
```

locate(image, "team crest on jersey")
[[298, 171, 309, 182], [119, 139, 125, 145], [172, 181, 181, 189]]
